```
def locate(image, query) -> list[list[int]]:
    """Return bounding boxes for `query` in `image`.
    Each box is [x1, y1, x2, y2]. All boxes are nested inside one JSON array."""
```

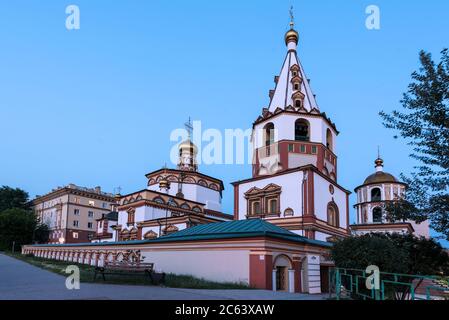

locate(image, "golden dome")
[[179, 139, 198, 153], [285, 28, 299, 45], [363, 172, 398, 185]]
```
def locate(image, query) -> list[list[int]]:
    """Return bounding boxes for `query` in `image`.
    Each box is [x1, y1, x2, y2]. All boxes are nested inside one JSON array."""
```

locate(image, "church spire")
[[267, 8, 318, 112]]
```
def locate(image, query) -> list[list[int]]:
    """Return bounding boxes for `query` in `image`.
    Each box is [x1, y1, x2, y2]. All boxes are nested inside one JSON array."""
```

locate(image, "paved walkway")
[[0, 253, 327, 300]]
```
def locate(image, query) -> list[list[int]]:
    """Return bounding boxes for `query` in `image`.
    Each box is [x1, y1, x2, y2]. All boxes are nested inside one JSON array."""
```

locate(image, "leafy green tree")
[[34, 223, 50, 244], [380, 49, 449, 239], [331, 233, 449, 300], [0, 208, 35, 251], [331, 234, 408, 274], [0, 186, 30, 212], [0, 208, 49, 251]]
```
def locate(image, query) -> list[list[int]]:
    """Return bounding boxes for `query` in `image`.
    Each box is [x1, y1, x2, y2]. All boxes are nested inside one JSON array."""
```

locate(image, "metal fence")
[[329, 268, 449, 300]]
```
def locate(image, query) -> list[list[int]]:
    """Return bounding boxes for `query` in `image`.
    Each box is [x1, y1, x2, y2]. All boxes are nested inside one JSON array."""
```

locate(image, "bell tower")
[[251, 13, 339, 181]]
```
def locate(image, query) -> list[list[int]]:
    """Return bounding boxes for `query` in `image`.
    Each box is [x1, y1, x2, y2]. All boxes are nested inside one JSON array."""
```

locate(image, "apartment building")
[[31, 184, 116, 243]]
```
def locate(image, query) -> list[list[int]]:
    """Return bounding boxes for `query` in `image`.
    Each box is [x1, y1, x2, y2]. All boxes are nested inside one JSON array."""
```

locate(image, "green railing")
[[329, 268, 449, 300]]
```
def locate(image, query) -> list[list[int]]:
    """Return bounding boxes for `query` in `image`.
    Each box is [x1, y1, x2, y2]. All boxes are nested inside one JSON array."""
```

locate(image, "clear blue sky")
[[0, 1, 448, 245]]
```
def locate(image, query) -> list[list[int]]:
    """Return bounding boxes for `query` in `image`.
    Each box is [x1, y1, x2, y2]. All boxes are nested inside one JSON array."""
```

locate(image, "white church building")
[[23, 18, 428, 295]]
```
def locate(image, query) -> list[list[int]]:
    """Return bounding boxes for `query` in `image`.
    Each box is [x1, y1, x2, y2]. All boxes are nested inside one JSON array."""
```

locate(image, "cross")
[[184, 117, 193, 137], [116, 186, 122, 195], [377, 146, 381, 159], [289, 6, 295, 28]]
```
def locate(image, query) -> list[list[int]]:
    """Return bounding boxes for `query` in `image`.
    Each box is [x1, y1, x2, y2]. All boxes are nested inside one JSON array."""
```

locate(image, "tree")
[[34, 223, 50, 244], [380, 49, 449, 240], [331, 233, 449, 300], [0, 208, 49, 251], [331, 234, 409, 274], [0, 186, 30, 212]]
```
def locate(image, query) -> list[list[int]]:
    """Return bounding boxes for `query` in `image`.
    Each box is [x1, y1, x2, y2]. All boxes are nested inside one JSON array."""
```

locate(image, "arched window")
[[326, 129, 333, 151], [327, 203, 339, 227], [295, 99, 302, 108], [371, 188, 382, 202], [264, 123, 275, 147], [295, 119, 309, 141], [373, 207, 383, 223]]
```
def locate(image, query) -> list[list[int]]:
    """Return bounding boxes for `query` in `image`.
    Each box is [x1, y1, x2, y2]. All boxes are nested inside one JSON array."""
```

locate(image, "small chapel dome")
[[363, 157, 398, 185]]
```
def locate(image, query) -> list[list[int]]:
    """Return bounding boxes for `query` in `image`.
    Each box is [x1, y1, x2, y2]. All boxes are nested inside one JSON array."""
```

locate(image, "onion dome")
[[179, 139, 198, 154], [363, 157, 398, 184], [285, 28, 299, 45]]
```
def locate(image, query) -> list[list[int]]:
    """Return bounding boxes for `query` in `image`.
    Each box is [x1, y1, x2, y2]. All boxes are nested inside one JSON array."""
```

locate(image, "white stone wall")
[[141, 249, 250, 284], [313, 172, 348, 229]]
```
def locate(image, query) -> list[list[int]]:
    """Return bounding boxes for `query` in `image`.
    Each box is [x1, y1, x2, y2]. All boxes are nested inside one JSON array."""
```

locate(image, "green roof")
[[29, 219, 331, 248]]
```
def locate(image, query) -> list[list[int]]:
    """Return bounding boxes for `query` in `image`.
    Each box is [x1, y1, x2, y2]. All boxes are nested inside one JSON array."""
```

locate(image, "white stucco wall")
[[313, 173, 347, 229], [141, 249, 250, 284]]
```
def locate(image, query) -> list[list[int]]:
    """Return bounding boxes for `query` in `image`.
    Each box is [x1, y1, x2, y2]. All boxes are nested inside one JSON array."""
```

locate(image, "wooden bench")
[[94, 262, 165, 285]]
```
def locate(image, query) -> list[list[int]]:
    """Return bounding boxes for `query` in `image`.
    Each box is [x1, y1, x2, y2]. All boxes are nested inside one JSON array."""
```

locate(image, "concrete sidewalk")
[[0, 253, 327, 300]]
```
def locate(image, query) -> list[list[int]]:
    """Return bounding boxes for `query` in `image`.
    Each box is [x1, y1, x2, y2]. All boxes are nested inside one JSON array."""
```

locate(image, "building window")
[[74, 209, 80, 216], [284, 208, 294, 216], [73, 197, 80, 204], [295, 119, 309, 141], [102, 202, 108, 209], [311, 146, 317, 154], [300, 145, 306, 153], [73, 220, 79, 227], [373, 207, 383, 223], [245, 184, 282, 217], [267, 198, 278, 214], [264, 123, 275, 147], [327, 203, 339, 227], [326, 128, 333, 151], [88, 211, 94, 218], [371, 188, 382, 202], [295, 99, 302, 108], [87, 222, 93, 229], [127, 208, 135, 225], [88, 200, 95, 206], [251, 201, 261, 215], [288, 144, 294, 152], [294, 83, 299, 91], [73, 232, 78, 239]]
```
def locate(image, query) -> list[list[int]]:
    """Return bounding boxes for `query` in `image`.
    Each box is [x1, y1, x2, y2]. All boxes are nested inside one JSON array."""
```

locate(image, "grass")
[[3, 252, 250, 289]]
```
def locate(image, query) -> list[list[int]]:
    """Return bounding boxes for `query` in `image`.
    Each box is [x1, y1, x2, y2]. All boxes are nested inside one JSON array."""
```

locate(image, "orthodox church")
[[23, 17, 428, 294]]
